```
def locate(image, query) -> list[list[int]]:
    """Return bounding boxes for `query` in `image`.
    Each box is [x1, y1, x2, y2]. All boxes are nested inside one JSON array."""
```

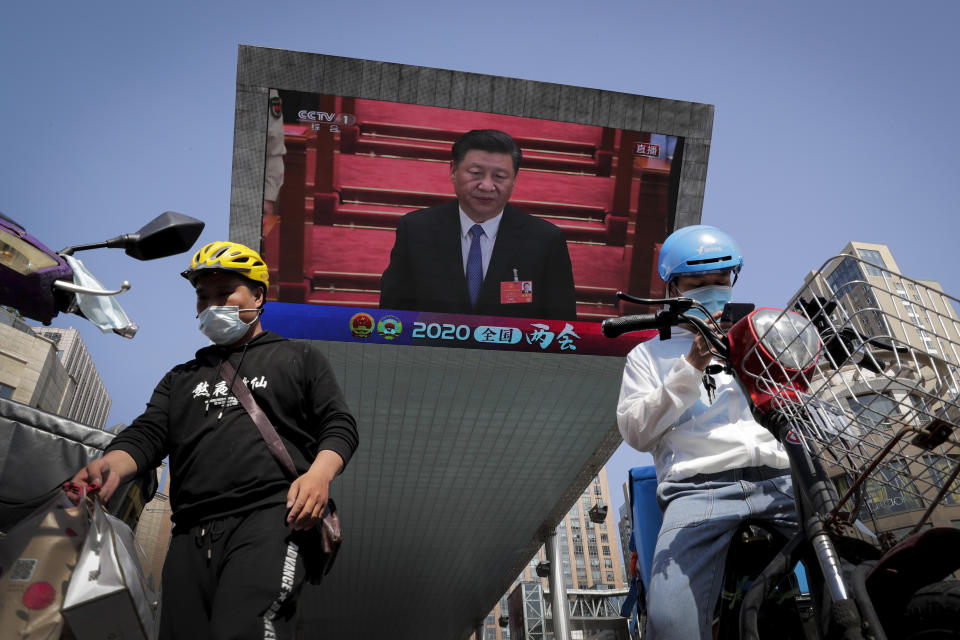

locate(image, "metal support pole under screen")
[[544, 529, 572, 640]]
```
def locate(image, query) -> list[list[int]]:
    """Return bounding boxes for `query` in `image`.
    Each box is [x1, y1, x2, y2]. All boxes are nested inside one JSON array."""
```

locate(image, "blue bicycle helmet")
[[658, 224, 743, 282]]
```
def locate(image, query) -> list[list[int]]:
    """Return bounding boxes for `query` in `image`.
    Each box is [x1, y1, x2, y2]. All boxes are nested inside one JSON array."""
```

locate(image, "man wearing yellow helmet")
[[71, 241, 359, 639], [182, 241, 271, 346]]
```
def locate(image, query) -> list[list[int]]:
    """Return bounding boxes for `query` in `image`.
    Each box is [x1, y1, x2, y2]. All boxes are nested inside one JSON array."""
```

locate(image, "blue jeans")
[[646, 467, 798, 640]]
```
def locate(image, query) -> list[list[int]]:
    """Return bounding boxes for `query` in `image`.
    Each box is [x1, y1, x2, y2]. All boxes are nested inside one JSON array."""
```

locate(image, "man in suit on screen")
[[379, 129, 577, 320]]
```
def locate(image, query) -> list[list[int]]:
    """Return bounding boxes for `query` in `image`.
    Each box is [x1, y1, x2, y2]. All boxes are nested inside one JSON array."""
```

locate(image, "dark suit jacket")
[[379, 201, 577, 320]]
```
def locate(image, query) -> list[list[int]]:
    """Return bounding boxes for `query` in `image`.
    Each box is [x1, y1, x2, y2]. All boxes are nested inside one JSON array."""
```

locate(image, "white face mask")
[[678, 284, 733, 321], [197, 306, 260, 345]]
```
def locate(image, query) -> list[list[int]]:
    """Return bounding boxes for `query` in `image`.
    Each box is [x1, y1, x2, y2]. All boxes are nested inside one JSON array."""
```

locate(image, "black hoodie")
[[106, 331, 358, 526]]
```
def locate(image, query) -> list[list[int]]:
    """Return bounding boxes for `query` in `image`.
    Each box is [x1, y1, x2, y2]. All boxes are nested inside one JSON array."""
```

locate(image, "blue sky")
[[3, 1, 958, 541]]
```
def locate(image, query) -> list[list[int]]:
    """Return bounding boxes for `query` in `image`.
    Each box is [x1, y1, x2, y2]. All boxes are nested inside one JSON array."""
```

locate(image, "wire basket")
[[739, 254, 960, 533]]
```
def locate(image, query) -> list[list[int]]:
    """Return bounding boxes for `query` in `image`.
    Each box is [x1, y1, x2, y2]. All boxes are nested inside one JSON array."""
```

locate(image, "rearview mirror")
[[61, 211, 205, 260], [111, 211, 205, 261]]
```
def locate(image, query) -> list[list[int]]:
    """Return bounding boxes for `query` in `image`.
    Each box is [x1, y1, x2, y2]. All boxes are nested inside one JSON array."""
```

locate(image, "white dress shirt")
[[459, 208, 503, 279]]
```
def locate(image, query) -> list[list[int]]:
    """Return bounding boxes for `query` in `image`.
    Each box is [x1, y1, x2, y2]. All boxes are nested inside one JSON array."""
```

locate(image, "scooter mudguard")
[[866, 526, 960, 622]]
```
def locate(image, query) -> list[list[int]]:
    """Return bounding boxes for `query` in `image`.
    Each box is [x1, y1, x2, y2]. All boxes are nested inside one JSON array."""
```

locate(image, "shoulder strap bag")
[[218, 360, 342, 578]]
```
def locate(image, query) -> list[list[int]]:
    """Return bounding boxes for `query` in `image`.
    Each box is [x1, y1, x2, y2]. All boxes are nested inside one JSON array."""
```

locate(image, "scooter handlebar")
[[601, 313, 662, 338]]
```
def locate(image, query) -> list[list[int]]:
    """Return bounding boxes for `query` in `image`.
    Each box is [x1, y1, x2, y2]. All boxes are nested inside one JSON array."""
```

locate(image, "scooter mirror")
[[60, 211, 205, 260], [111, 211, 205, 261]]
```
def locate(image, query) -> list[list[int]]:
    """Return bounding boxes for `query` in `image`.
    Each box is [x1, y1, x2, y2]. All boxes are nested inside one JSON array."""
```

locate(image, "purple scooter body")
[[0, 213, 73, 324]]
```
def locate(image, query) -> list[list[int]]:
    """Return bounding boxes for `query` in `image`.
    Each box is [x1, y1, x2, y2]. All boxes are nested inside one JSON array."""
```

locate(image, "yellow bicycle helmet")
[[181, 241, 270, 288]]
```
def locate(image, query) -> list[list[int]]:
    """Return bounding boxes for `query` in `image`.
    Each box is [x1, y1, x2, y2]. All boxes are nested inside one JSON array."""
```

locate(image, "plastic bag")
[[62, 498, 158, 639], [0, 491, 88, 639]]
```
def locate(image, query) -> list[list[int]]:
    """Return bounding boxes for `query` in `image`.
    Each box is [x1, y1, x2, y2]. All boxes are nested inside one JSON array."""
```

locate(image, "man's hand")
[[685, 311, 724, 371], [67, 450, 138, 503], [286, 450, 344, 530]]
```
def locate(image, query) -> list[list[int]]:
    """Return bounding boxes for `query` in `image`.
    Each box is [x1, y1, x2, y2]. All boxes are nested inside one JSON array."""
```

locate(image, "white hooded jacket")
[[617, 328, 789, 484]]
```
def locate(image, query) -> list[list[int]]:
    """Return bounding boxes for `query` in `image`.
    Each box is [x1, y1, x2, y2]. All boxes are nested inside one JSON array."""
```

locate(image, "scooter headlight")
[[726, 308, 822, 414], [0, 228, 58, 275], [750, 308, 821, 372]]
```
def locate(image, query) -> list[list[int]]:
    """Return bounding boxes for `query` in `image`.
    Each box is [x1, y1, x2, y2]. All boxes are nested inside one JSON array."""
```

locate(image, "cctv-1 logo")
[[296, 111, 357, 125]]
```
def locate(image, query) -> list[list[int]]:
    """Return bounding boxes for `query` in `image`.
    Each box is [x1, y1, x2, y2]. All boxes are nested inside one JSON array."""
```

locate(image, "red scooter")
[[605, 254, 960, 639]]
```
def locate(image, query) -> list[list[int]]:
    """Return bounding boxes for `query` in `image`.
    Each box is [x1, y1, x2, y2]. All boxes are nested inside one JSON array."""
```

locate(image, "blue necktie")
[[466, 224, 484, 308]]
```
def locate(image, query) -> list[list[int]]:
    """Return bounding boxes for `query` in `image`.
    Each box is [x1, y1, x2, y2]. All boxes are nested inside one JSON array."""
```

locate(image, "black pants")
[[160, 503, 307, 640]]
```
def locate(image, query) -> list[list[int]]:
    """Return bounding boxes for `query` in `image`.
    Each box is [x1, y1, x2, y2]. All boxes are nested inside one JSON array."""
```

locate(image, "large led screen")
[[228, 48, 715, 640], [257, 92, 684, 355]]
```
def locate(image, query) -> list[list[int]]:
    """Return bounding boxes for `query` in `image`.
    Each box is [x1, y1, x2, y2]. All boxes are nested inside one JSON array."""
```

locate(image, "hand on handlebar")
[[686, 311, 724, 371]]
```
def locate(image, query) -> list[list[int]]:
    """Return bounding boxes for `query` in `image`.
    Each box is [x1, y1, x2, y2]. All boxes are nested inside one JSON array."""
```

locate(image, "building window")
[[826, 256, 865, 292], [0, 383, 14, 399], [919, 331, 938, 354], [602, 545, 611, 556], [600, 533, 608, 543], [606, 571, 615, 582], [857, 249, 886, 276], [834, 459, 924, 519], [824, 257, 890, 338], [925, 454, 959, 506], [604, 558, 613, 569], [845, 393, 896, 430]]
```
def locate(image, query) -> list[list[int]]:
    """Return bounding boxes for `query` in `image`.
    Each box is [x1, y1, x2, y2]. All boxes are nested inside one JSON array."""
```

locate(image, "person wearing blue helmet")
[[616, 225, 797, 640]]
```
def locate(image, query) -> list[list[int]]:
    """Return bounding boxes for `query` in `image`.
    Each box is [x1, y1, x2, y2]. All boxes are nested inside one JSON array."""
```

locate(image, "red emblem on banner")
[[349, 312, 374, 338]]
